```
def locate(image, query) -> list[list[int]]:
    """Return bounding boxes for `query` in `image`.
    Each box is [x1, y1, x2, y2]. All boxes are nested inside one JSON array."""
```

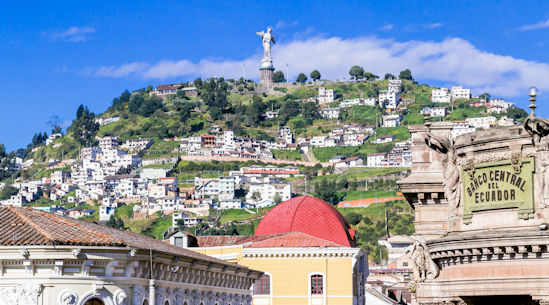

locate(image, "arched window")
[[253, 274, 271, 295], [164, 301, 169, 305], [143, 300, 149, 305], [310, 274, 324, 295], [85, 299, 105, 305]]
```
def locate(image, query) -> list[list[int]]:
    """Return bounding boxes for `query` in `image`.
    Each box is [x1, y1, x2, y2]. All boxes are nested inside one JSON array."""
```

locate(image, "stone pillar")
[[260, 67, 274, 87]]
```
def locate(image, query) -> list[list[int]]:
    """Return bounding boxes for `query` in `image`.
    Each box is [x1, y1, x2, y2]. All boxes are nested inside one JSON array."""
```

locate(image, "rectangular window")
[[174, 237, 183, 247], [253, 275, 270, 295], [311, 275, 323, 295]]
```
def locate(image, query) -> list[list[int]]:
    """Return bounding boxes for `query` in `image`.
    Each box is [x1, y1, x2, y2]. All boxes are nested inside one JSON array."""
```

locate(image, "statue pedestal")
[[260, 67, 274, 87]]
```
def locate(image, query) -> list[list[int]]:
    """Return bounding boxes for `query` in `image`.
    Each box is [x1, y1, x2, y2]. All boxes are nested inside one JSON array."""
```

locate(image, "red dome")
[[254, 196, 356, 247]]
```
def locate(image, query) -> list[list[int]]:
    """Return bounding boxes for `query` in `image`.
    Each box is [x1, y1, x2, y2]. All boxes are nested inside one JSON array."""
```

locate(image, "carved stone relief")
[[0, 284, 42, 305], [114, 289, 127, 305], [59, 290, 78, 305]]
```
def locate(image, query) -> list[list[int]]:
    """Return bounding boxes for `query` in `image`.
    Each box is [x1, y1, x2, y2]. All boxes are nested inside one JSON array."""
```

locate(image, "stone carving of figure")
[[60, 291, 78, 305], [425, 133, 461, 214], [524, 116, 549, 145], [256, 27, 276, 62], [409, 238, 439, 282], [0, 285, 43, 305], [114, 290, 127, 305], [524, 116, 549, 201]]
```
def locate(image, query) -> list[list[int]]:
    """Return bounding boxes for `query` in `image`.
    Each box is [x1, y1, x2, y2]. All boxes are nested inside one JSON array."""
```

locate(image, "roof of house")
[[196, 232, 346, 248], [104, 174, 138, 180], [156, 84, 183, 91], [254, 196, 356, 247], [245, 232, 345, 248], [0, 206, 240, 267]]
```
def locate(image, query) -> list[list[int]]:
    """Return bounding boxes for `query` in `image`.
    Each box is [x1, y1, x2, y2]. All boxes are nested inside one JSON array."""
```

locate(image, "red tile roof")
[[244, 232, 345, 248], [254, 196, 356, 247], [156, 84, 183, 91], [0, 206, 238, 266], [196, 235, 249, 247], [196, 232, 345, 248]]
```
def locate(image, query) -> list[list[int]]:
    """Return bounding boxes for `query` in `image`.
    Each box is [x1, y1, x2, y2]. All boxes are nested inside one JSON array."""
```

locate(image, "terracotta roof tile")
[[0, 207, 240, 267], [254, 196, 356, 247], [244, 232, 345, 248], [196, 235, 248, 247], [196, 232, 345, 248]]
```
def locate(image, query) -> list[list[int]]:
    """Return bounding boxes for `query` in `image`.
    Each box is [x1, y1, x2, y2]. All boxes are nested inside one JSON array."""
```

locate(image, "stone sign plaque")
[[461, 157, 535, 224]]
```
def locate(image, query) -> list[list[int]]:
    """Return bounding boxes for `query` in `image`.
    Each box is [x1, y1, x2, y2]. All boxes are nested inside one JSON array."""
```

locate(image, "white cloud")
[[381, 24, 394, 31], [49, 26, 96, 42], [81, 62, 148, 78], [82, 36, 549, 97], [519, 19, 549, 31], [274, 20, 298, 31], [427, 23, 443, 29]]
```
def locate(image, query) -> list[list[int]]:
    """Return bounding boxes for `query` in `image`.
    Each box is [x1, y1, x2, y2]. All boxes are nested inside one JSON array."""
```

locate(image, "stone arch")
[[84, 299, 105, 305], [78, 289, 114, 305]]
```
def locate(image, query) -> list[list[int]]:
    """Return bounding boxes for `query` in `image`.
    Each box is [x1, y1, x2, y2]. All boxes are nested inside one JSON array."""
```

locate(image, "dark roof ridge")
[[289, 196, 308, 230]]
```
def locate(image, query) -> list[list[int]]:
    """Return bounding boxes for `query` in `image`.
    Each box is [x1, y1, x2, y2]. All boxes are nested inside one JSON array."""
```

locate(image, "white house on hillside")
[[451, 86, 471, 100], [431, 88, 451, 103]]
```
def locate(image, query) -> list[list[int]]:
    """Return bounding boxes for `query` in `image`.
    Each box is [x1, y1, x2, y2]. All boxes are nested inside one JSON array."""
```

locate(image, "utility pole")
[[286, 63, 289, 83], [243, 63, 246, 81]]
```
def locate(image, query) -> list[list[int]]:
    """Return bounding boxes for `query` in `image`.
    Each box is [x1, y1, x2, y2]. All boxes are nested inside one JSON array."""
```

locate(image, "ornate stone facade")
[[0, 206, 261, 305], [399, 119, 549, 304]]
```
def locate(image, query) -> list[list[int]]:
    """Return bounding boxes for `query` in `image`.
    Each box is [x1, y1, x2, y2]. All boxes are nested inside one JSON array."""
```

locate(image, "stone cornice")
[[428, 229, 549, 263], [0, 248, 261, 292], [242, 247, 363, 259]]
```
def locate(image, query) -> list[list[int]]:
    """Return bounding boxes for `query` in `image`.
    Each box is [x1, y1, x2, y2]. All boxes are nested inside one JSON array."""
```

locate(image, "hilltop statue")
[[256, 27, 276, 63]]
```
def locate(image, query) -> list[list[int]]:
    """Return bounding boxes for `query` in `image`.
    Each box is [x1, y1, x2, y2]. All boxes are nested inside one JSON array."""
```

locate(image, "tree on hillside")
[[507, 107, 528, 121], [310, 70, 321, 81], [278, 100, 301, 124], [76, 105, 85, 119], [106, 215, 125, 229], [273, 70, 286, 83], [384, 73, 395, 80], [245, 95, 266, 127], [193, 78, 203, 89], [479, 92, 491, 101], [363, 72, 379, 81], [301, 102, 320, 124], [346, 212, 362, 225], [398, 68, 413, 80], [128, 93, 164, 117], [314, 178, 340, 205], [0, 185, 18, 200], [111, 90, 131, 110], [349, 65, 365, 80], [202, 78, 229, 120], [69, 105, 99, 147], [47, 115, 63, 134], [296, 73, 307, 84]]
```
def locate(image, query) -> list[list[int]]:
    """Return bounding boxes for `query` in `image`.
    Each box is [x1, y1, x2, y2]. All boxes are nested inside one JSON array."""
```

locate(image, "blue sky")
[[1, 0, 549, 150]]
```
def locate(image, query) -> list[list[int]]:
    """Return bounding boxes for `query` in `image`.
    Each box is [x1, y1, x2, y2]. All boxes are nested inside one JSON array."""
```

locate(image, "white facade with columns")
[[0, 206, 261, 305]]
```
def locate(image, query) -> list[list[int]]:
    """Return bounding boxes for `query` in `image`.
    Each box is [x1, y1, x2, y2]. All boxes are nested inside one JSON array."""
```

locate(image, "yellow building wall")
[[190, 246, 355, 305], [242, 257, 355, 305], [192, 247, 357, 305], [192, 246, 242, 263]]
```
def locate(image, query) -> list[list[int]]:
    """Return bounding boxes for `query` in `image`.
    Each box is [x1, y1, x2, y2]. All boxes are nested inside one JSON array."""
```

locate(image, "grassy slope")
[[271, 149, 302, 161]]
